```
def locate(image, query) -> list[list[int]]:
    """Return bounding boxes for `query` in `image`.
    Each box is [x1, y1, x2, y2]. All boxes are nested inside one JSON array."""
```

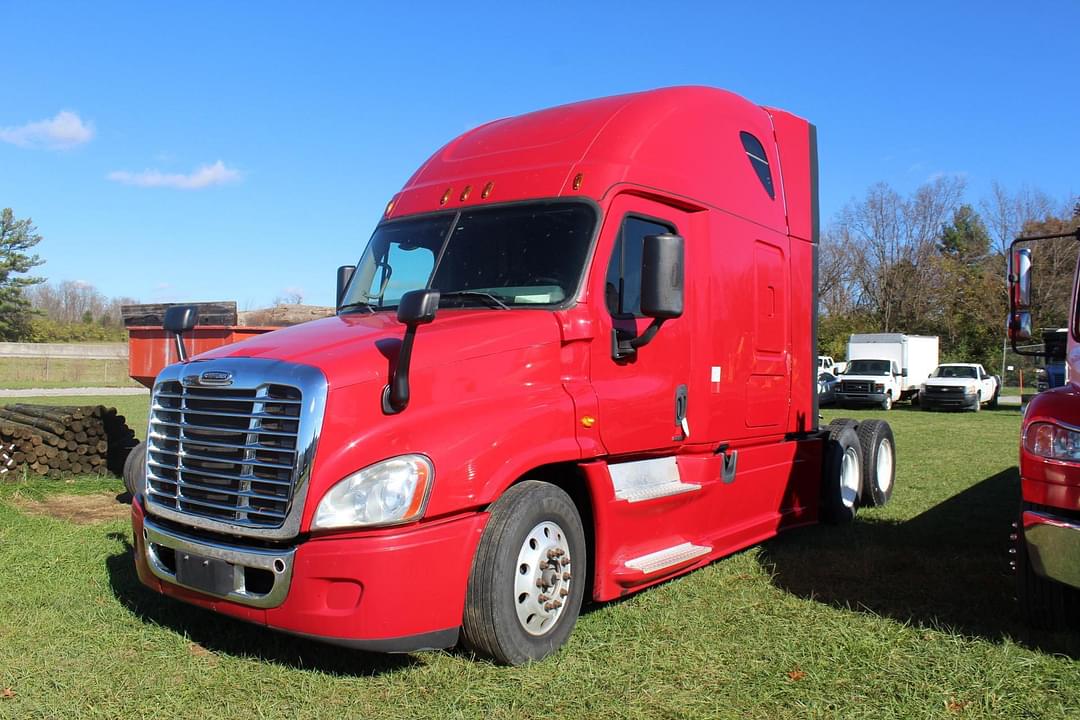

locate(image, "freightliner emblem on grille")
[[185, 370, 234, 386]]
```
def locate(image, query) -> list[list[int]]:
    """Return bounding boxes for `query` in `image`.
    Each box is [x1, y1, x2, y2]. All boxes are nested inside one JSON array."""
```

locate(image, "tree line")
[[2, 191, 1079, 357], [0, 208, 134, 342], [818, 180, 1079, 373]]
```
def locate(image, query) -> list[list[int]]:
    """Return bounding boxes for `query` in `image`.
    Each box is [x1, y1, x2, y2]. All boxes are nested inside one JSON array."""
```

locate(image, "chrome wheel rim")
[[840, 446, 861, 508], [514, 521, 572, 636], [876, 439, 894, 493]]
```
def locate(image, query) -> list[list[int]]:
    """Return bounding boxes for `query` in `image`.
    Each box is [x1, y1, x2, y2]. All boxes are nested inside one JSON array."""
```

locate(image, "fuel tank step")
[[624, 542, 711, 576]]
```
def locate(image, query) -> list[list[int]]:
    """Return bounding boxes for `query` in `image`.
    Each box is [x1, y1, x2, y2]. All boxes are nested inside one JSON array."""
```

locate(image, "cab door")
[[589, 195, 693, 456]]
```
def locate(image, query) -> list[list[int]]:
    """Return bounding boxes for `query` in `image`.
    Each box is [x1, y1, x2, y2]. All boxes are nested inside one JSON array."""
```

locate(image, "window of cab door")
[[604, 215, 677, 320]]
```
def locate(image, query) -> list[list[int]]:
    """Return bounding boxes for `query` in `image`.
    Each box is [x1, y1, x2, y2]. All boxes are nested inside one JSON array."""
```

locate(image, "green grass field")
[[0, 357, 141, 390], [1, 399, 1078, 719]]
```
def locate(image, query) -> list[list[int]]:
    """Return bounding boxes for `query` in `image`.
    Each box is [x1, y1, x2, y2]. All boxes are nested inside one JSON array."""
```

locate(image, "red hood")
[[194, 310, 562, 389]]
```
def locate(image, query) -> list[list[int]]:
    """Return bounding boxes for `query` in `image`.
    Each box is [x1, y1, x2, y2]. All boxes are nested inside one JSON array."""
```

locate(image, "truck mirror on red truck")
[[129, 86, 898, 665]]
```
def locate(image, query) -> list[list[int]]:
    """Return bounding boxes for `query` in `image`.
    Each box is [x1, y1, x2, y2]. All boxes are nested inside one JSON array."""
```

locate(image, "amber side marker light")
[[580, 416, 596, 428], [481, 181, 494, 199], [460, 185, 472, 202], [385, 199, 395, 217], [572, 173, 584, 191], [440, 187, 452, 205]]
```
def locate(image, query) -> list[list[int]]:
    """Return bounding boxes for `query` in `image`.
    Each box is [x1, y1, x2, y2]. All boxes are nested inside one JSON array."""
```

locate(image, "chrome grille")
[[146, 380, 303, 528], [841, 381, 872, 393]]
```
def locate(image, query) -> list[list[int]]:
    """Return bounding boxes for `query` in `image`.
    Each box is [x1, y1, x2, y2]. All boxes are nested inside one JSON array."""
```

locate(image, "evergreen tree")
[[0, 208, 45, 341]]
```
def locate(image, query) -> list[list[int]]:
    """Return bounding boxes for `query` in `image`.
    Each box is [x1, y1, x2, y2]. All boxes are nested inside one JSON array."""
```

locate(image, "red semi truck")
[[128, 86, 897, 664], [1008, 230, 1080, 630]]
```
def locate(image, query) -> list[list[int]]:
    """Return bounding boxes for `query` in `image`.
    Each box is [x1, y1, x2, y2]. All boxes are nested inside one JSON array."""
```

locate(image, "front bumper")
[[132, 499, 488, 651], [1023, 509, 1080, 590], [835, 391, 887, 406], [921, 391, 978, 410]]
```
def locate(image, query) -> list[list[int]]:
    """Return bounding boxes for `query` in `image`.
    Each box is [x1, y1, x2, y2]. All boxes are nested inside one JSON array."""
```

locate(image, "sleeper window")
[[740, 131, 776, 200]]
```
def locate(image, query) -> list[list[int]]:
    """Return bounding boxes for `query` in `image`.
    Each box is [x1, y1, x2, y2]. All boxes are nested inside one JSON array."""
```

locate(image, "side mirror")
[[383, 289, 440, 414], [612, 234, 685, 361], [640, 233, 685, 319], [901, 367, 908, 377], [163, 305, 198, 362], [1011, 247, 1032, 310], [1009, 311, 1033, 343], [163, 305, 198, 334], [397, 288, 440, 325], [336, 265, 356, 307]]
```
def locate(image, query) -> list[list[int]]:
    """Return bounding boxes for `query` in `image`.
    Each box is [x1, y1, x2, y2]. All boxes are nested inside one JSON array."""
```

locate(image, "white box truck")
[[836, 333, 939, 410]]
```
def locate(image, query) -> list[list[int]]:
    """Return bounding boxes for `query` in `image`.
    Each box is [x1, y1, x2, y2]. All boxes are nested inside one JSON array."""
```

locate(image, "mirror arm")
[[383, 324, 419, 414], [173, 332, 188, 362], [611, 318, 665, 361]]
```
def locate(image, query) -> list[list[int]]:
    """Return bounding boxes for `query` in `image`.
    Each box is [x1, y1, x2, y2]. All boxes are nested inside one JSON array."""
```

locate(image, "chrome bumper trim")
[[143, 515, 296, 608], [1023, 510, 1080, 590]]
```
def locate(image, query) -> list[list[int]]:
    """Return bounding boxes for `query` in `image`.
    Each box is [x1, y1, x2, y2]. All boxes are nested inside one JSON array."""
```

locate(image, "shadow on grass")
[[104, 536, 421, 676], [759, 467, 1079, 657]]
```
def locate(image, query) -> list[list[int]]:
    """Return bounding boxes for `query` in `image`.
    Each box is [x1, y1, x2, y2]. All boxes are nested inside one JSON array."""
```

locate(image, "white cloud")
[[0, 110, 94, 149], [106, 160, 241, 189]]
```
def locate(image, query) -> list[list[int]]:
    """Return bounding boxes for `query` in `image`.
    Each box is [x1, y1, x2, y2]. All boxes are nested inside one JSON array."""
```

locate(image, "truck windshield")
[[339, 201, 596, 312], [846, 360, 891, 375], [931, 366, 977, 379]]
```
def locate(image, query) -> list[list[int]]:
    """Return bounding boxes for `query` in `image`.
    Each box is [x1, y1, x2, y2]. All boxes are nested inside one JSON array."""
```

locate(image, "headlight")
[[312, 454, 433, 530], [1025, 422, 1080, 462], [963, 386, 977, 395]]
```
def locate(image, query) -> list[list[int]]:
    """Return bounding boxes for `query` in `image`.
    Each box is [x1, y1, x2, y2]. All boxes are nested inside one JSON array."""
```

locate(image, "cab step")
[[614, 481, 700, 503], [624, 542, 711, 575]]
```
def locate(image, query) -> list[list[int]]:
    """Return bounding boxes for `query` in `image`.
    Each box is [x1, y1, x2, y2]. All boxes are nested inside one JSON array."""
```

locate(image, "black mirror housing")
[[163, 305, 199, 334], [397, 289, 440, 325], [640, 233, 684, 319], [336, 265, 356, 307]]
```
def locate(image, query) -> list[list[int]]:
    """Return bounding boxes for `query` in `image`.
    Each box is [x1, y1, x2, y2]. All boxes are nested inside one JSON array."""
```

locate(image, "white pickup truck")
[[919, 363, 1000, 411]]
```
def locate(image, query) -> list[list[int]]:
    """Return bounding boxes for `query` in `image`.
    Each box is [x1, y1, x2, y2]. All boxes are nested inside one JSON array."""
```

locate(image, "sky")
[[1, 2, 1077, 309]]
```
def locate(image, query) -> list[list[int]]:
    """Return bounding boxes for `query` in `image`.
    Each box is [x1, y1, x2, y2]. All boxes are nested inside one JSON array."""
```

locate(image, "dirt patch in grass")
[[12, 492, 129, 525]]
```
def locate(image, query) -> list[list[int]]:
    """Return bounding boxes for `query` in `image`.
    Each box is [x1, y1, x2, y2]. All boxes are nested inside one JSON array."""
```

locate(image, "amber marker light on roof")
[[460, 185, 472, 202], [440, 188, 452, 205], [572, 173, 584, 190], [385, 199, 395, 216], [481, 181, 494, 199]]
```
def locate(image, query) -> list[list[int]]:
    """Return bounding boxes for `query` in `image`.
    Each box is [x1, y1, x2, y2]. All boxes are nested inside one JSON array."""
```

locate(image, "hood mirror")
[[382, 289, 441, 414], [163, 305, 198, 362]]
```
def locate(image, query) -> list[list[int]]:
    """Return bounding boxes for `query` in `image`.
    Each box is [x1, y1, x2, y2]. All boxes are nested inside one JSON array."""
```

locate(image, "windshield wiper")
[[337, 301, 378, 314], [438, 291, 511, 310]]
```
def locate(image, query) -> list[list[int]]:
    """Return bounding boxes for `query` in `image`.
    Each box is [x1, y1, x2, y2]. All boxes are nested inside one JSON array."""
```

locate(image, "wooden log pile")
[[0, 404, 139, 478]]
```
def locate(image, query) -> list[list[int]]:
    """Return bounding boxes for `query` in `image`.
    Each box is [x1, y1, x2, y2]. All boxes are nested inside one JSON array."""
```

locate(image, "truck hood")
[[193, 310, 562, 389], [923, 378, 978, 389]]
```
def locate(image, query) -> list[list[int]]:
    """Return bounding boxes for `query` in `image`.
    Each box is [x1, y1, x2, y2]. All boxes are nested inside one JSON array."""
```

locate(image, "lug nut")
[[561, 557, 571, 566], [562, 571, 571, 580], [538, 594, 549, 603], [536, 578, 546, 588], [1009, 548, 1017, 555], [544, 602, 555, 611], [538, 561, 550, 570], [559, 588, 569, 597], [1011, 522, 1018, 529], [552, 599, 563, 608], [1009, 533, 1018, 542]]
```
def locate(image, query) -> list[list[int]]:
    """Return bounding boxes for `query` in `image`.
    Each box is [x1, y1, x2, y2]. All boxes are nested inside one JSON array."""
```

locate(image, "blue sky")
[[1, 2, 1076, 308]]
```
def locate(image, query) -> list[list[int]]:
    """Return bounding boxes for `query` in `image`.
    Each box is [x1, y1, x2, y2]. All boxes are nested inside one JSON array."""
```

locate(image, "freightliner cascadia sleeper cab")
[[129, 86, 896, 665]]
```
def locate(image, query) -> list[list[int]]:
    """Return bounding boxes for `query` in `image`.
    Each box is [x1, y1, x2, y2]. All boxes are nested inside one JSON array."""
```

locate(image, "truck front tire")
[[122, 440, 147, 498], [881, 394, 893, 411], [462, 481, 586, 665]]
